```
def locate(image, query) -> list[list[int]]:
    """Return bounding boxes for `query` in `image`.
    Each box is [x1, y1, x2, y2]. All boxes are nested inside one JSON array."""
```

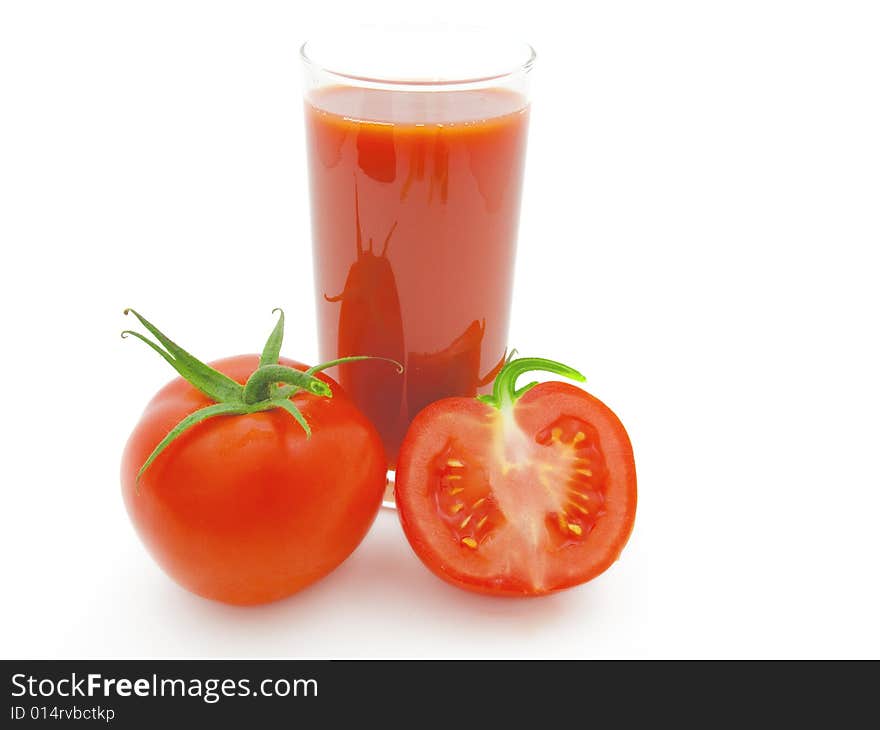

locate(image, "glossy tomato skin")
[[121, 355, 386, 605], [395, 382, 637, 597]]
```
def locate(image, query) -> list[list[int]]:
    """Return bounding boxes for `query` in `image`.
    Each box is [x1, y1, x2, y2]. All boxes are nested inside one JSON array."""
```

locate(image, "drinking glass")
[[301, 27, 535, 504]]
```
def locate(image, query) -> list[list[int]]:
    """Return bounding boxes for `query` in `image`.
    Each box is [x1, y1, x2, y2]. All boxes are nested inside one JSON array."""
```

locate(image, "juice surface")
[[305, 86, 529, 464]]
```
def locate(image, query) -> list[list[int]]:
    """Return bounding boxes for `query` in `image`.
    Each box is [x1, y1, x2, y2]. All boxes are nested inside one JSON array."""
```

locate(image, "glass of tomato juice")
[[301, 27, 534, 503]]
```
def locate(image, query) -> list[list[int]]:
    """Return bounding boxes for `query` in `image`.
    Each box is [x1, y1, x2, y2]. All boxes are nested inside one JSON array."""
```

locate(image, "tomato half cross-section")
[[395, 357, 637, 597], [120, 309, 396, 605]]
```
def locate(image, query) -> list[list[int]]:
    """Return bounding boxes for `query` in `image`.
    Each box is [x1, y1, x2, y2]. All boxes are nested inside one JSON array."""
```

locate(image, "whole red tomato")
[[120, 310, 390, 605]]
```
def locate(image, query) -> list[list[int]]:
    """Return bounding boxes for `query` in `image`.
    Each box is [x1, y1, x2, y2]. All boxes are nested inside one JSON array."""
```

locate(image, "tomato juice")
[[305, 86, 529, 465]]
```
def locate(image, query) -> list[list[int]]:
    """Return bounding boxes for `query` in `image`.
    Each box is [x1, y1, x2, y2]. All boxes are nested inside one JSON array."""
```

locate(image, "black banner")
[[3, 659, 873, 725]]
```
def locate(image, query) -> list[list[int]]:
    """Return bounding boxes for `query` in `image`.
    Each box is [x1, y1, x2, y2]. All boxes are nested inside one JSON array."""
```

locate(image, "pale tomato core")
[[429, 405, 609, 591]]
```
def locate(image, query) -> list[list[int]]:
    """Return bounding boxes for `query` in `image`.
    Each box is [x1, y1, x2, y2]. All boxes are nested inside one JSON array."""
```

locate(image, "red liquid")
[[305, 87, 529, 465]]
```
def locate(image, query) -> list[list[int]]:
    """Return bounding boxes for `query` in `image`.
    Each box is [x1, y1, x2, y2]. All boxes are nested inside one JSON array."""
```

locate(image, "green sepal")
[[124, 309, 405, 481], [260, 308, 285, 367], [124, 309, 243, 403], [136, 402, 248, 482], [121, 330, 178, 369], [306, 355, 404, 376], [514, 380, 540, 399], [270, 398, 312, 438]]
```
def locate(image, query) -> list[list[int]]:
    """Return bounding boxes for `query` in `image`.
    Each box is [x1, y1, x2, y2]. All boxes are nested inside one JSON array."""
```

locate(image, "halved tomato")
[[395, 357, 636, 596]]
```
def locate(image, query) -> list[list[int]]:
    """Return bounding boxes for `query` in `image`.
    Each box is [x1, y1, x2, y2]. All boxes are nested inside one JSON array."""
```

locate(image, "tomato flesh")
[[396, 382, 636, 596]]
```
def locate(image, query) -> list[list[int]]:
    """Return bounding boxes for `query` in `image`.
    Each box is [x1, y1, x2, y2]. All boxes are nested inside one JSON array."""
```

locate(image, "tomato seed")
[[568, 500, 589, 515]]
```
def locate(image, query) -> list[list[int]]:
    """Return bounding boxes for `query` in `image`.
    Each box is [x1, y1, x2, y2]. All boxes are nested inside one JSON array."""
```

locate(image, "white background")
[[2, 1, 878, 659]]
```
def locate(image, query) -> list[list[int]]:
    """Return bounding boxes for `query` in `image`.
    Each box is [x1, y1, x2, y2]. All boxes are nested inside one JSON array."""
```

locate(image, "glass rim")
[[300, 33, 536, 89]]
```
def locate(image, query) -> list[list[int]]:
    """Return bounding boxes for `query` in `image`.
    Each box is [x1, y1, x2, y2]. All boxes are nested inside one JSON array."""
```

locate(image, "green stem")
[[242, 364, 332, 404], [124, 309, 405, 480], [477, 356, 586, 410]]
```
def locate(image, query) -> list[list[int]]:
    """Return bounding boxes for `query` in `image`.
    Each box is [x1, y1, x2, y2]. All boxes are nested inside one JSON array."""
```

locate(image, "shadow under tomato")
[[153, 512, 583, 659]]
